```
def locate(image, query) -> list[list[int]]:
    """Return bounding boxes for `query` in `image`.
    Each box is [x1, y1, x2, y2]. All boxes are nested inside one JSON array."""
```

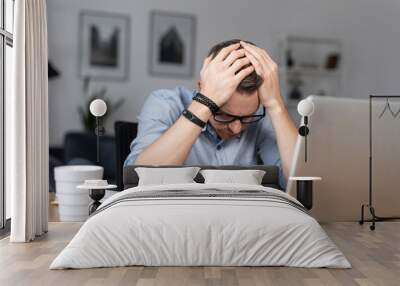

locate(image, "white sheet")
[[50, 183, 351, 269]]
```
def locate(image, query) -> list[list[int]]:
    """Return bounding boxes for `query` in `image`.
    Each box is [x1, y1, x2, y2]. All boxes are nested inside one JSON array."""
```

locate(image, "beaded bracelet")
[[193, 92, 220, 113]]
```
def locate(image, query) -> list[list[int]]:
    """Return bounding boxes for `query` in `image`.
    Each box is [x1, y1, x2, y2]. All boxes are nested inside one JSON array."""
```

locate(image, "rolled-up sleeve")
[[256, 118, 287, 190], [124, 90, 182, 166]]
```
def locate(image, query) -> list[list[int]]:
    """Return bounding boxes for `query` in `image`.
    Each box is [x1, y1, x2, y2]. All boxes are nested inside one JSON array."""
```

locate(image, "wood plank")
[[0, 222, 399, 286]]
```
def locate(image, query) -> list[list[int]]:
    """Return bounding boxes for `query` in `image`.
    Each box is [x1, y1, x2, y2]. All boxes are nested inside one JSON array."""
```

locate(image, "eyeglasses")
[[213, 106, 265, 124]]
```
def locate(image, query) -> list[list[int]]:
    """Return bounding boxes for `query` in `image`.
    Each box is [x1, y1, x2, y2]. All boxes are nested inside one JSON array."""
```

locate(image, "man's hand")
[[240, 41, 284, 112], [199, 43, 255, 107], [241, 41, 297, 180]]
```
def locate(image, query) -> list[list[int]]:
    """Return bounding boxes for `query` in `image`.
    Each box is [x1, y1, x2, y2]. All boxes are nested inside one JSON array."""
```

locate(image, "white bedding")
[[50, 183, 351, 269]]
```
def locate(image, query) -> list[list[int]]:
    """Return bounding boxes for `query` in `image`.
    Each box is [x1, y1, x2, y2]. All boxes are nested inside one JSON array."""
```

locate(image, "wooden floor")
[[1, 221, 400, 286]]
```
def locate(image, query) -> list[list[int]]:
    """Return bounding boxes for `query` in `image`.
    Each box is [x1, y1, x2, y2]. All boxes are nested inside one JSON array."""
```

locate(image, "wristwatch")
[[181, 109, 206, 128], [193, 92, 220, 113]]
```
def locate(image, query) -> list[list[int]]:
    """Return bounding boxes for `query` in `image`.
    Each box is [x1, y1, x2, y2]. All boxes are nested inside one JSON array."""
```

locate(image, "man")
[[125, 39, 297, 189]]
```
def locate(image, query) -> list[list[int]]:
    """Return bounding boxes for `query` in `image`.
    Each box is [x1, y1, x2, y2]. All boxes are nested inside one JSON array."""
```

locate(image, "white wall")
[[47, 0, 400, 146]]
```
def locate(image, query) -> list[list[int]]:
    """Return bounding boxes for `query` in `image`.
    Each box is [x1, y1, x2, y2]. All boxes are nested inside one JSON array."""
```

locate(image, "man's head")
[[207, 39, 263, 93], [199, 39, 264, 139]]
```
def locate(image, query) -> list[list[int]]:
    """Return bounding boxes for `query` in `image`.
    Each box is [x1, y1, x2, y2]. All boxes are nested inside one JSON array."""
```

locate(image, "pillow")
[[135, 167, 201, 186], [200, 169, 266, 185]]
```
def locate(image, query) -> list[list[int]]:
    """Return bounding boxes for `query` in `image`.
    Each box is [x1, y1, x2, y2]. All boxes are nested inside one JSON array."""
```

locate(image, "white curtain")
[[7, 0, 49, 242]]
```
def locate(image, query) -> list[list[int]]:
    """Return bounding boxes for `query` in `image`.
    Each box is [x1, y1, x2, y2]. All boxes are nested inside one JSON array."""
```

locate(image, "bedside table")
[[78, 180, 117, 215], [289, 177, 322, 210]]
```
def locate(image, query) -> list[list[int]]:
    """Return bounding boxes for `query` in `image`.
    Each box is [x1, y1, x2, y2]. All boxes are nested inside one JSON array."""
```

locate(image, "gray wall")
[[47, 0, 400, 146]]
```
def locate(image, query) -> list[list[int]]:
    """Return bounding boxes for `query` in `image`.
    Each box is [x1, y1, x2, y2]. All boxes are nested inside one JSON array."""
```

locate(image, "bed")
[[50, 166, 350, 269]]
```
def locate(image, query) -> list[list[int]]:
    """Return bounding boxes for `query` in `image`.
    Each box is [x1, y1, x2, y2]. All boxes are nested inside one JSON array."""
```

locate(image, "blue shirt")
[[124, 86, 286, 189]]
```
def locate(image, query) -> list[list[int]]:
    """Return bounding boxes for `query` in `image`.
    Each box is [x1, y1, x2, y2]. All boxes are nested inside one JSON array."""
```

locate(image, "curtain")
[[7, 0, 49, 242]]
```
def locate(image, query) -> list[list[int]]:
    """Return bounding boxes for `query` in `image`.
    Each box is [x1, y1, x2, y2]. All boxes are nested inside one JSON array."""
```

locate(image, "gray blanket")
[[92, 189, 308, 217]]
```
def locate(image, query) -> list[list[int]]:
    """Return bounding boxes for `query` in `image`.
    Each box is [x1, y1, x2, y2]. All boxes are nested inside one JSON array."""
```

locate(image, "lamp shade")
[[89, 99, 107, 117], [297, 99, 314, 117]]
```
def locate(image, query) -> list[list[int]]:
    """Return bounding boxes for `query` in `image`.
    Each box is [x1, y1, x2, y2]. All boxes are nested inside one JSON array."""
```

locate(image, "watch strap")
[[181, 109, 206, 128], [193, 92, 220, 113]]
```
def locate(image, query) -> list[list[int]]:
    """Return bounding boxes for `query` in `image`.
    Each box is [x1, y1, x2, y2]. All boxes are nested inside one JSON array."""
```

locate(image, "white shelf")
[[278, 35, 343, 105]]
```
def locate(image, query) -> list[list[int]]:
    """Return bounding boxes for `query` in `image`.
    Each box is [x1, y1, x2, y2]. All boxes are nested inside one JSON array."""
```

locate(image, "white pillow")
[[200, 169, 266, 185], [135, 167, 200, 186]]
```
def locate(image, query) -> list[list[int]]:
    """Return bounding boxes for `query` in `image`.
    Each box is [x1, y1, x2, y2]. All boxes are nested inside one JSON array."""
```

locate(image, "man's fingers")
[[202, 55, 212, 70], [261, 48, 274, 63], [245, 51, 263, 76], [234, 65, 255, 83], [241, 41, 275, 69], [228, 57, 251, 74], [223, 48, 246, 66], [241, 42, 266, 65], [214, 43, 241, 62]]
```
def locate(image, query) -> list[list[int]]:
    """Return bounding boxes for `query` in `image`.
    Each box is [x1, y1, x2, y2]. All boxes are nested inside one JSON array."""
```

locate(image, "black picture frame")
[[79, 10, 130, 81], [149, 10, 196, 78]]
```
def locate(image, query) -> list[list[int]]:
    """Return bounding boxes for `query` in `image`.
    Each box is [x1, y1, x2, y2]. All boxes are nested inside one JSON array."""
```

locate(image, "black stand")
[[296, 180, 313, 210], [88, 189, 105, 215], [94, 117, 105, 163], [298, 116, 310, 162], [359, 95, 400, 230]]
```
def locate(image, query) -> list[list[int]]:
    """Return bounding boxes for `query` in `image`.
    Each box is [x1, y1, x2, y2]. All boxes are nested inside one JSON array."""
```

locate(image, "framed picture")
[[149, 11, 196, 77], [79, 11, 130, 81]]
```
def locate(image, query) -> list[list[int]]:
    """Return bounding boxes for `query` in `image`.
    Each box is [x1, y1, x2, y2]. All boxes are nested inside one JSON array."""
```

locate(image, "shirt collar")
[[203, 123, 221, 143], [202, 121, 243, 147]]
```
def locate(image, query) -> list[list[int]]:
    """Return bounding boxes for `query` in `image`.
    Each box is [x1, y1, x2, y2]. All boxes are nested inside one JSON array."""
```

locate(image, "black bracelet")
[[193, 92, 220, 113], [181, 109, 206, 129]]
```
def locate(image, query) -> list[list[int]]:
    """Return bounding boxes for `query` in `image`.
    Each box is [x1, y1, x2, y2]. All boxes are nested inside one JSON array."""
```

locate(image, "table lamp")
[[297, 98, 314, 162], [84, 99, 116, 215], [286, 97, 319, 210], [89, 99, 107, 163]]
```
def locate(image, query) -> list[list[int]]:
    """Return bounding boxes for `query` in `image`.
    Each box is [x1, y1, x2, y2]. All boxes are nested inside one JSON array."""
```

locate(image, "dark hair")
[[207, 39, 263, 94]]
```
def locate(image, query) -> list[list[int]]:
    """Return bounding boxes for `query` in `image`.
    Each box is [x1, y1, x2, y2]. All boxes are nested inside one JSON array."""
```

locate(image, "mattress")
[[50, 183, 350, 269]]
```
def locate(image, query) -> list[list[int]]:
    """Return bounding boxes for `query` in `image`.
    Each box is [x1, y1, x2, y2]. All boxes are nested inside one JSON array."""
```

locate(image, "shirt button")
[[216, 145, 221, 151]]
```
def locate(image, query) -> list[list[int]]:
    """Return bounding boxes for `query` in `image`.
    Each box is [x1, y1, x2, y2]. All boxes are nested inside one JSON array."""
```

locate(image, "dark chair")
[[63, 132, 116, 183], [114, 121, 138, 191]]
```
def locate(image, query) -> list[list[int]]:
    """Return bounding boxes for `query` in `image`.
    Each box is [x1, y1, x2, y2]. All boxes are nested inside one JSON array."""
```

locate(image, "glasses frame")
[[213, 106, 266, 124]]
